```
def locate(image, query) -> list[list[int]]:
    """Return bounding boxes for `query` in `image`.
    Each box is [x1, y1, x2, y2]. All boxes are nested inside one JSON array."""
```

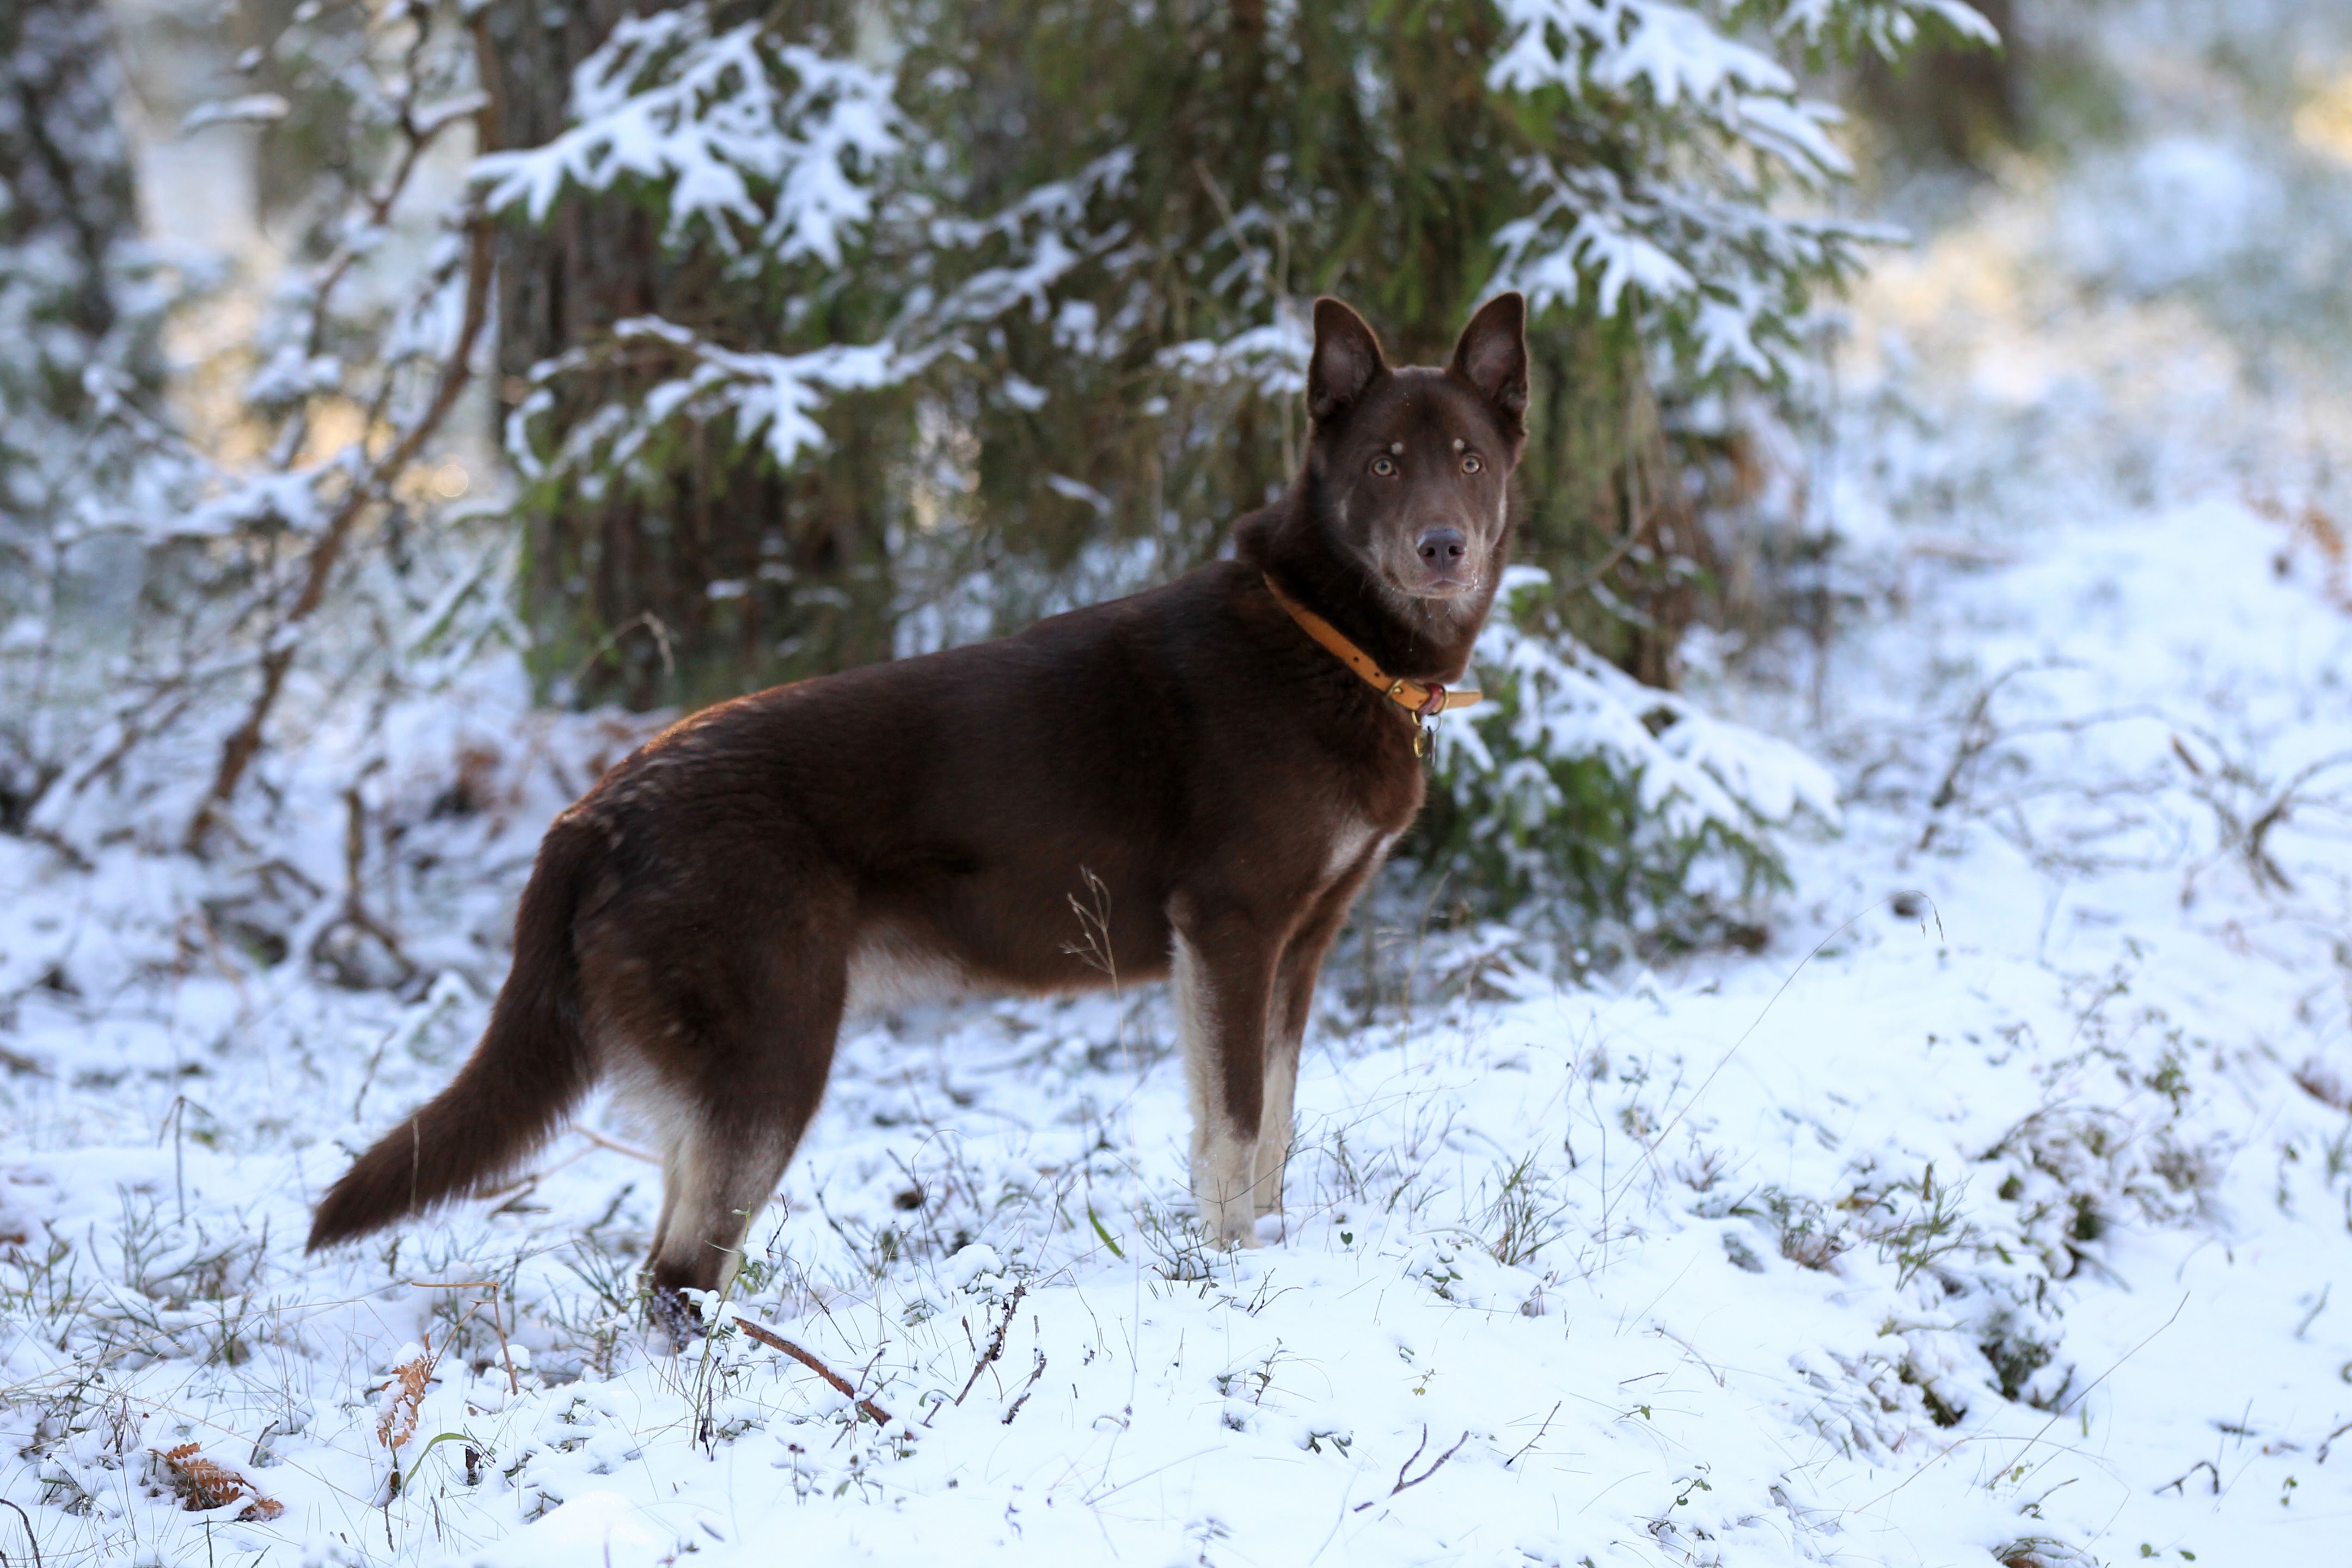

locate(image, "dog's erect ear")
[[1449, 292, 1529, 428], [1308, 297, 1387, 423]]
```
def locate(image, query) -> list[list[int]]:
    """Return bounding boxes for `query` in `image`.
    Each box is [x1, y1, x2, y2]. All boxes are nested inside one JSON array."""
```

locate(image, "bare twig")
[[310, 780, 419, 984], [186, 21, 504, 850], [1383, 1426, 1428, 1490], [2158, 1457, 2221, 1495], [1503, 1401, 1561, 1468], [1353, 1425, 1472, 1510], [1917, 660, 2073, 852], [2240, 751, 2352, 893], [576, 1127, 662, 1165], [0, 1496, 41, 1568], [563, 609, 678, 690], [952, 1283, 1028, 1407], [733, 1316, 892, 1425], [403, 1279, 519, 1396], [1001, 1348, 1047, 1425], [188, 202, 495, 850]]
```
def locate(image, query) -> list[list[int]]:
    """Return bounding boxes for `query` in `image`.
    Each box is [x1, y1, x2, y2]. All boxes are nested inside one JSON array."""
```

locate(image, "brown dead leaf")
[[376, 1336, 434, 1450], [2294, 1058, 2351, 1114], [152, 1441, 284, 1521]]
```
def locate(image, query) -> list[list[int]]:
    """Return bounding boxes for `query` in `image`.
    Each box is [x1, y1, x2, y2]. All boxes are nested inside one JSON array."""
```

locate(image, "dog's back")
[[575, 562, 1419, 991]]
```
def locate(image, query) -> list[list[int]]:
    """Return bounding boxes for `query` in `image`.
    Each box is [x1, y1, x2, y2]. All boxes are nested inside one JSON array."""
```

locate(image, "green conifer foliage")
[[470, 0, 1986, 932]]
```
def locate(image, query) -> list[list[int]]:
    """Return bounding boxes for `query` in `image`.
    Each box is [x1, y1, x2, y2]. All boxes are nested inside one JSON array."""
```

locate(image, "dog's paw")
[[1196, 1196, 1261, 1249], [646, 1285, 710, 1351]]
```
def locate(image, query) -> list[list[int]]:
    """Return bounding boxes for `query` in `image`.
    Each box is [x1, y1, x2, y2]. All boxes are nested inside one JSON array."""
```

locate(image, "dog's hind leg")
[[1170, 896, 1278, 1248], [645, 1116, 801, 1339], [629, 914, 849, 1342]]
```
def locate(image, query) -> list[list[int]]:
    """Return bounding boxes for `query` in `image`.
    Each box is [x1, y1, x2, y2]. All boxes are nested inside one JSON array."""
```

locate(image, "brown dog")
[[307, 293, 1528, 1324]]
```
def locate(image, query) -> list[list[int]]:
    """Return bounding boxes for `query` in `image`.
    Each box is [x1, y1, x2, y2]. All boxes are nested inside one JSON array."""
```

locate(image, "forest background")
[[0, 0, 2008, 952]]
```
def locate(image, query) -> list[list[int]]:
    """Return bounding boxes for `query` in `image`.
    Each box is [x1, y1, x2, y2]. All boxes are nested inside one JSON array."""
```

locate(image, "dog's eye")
[[1370, 456, 1398, 477], [1461, 454, 1483, 475]]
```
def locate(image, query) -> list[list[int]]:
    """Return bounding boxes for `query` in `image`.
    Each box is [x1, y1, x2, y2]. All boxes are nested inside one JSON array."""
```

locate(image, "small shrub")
[[1478, 1151, 1570, 1267], [1418, 569, 1839, 950], [1980, 1310, 2074, 1410]]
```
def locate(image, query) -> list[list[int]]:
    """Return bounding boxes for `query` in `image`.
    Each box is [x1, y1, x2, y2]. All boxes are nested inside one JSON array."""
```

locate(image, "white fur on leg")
[[647, 1128, 721, 1277], [1253, 1038, 1299, 1221], [1173, 929, 1261, 1248], [647, 1119, 779, 1301], [1192, 1124, 1261, 1248]]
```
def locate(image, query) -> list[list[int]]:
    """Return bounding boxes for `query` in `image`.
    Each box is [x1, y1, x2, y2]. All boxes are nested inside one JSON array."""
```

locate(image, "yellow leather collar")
[[1261, 573, 1481, 720]]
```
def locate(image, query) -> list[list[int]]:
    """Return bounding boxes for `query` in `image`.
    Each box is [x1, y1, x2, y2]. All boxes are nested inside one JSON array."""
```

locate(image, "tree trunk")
[[478, 0, 895, 712], [1852, 0, 2022, 174]]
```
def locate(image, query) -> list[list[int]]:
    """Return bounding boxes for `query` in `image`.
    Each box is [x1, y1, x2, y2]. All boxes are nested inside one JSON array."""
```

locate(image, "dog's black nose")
[[1416, 528, 1467, 567]]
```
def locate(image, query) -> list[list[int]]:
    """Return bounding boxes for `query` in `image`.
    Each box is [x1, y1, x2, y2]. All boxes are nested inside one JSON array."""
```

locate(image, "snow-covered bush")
[[477, 6, 907, 499], [0, 0, 198, 824], [1422, 567, 1839, 942], [1487, 0, 1995, 379]]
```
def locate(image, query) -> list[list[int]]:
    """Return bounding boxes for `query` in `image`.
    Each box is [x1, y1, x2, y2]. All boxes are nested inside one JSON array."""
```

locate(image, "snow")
[[8, 346, 2351, 1568], [8, 10, 2352, 1568], [1484, 0, 1919, 376], [510, 317, 900, 489], [472, 9, 897, 267], [1489, 2, 1799, 107], [2054, 136, 2284, 299]]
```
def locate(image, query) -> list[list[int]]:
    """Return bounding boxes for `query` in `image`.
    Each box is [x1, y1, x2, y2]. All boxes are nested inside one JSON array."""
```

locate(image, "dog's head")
[[1301, 292, 1528, 624]]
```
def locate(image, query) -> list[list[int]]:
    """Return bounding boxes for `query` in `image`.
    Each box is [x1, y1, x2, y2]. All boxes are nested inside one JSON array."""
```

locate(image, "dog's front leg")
[[1169, 898, 1278, 1248], [1257, 862, 1382, 1221]]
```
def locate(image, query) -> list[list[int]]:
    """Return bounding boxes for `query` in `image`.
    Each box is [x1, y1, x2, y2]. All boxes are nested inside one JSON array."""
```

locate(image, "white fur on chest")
[[1321, 814, 1396, 884]]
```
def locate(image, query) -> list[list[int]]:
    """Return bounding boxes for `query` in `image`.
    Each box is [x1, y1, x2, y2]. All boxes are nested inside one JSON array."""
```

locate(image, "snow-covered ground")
[[10, 38, 2352, 1568]]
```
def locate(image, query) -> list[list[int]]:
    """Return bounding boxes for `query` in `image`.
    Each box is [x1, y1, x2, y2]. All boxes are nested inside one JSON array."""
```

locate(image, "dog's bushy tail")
[[307, 817, 602, 1252]]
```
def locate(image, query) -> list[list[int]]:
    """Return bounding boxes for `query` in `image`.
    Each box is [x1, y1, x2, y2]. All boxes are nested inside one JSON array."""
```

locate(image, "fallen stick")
[[733, 1316, 892, 1426], [577, 1126, 660, 1164]]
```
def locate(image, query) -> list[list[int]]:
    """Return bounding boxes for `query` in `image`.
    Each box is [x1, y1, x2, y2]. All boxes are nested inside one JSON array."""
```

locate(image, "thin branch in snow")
[[1354, 1425, 1472, 1510], [951, 1282, 1028, 1410], [1504, 1401, 1563, 1468], [188, 203, 497, 848], [732, 1315, 893, 1425], [1000, 1349, 1046, 1425]]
